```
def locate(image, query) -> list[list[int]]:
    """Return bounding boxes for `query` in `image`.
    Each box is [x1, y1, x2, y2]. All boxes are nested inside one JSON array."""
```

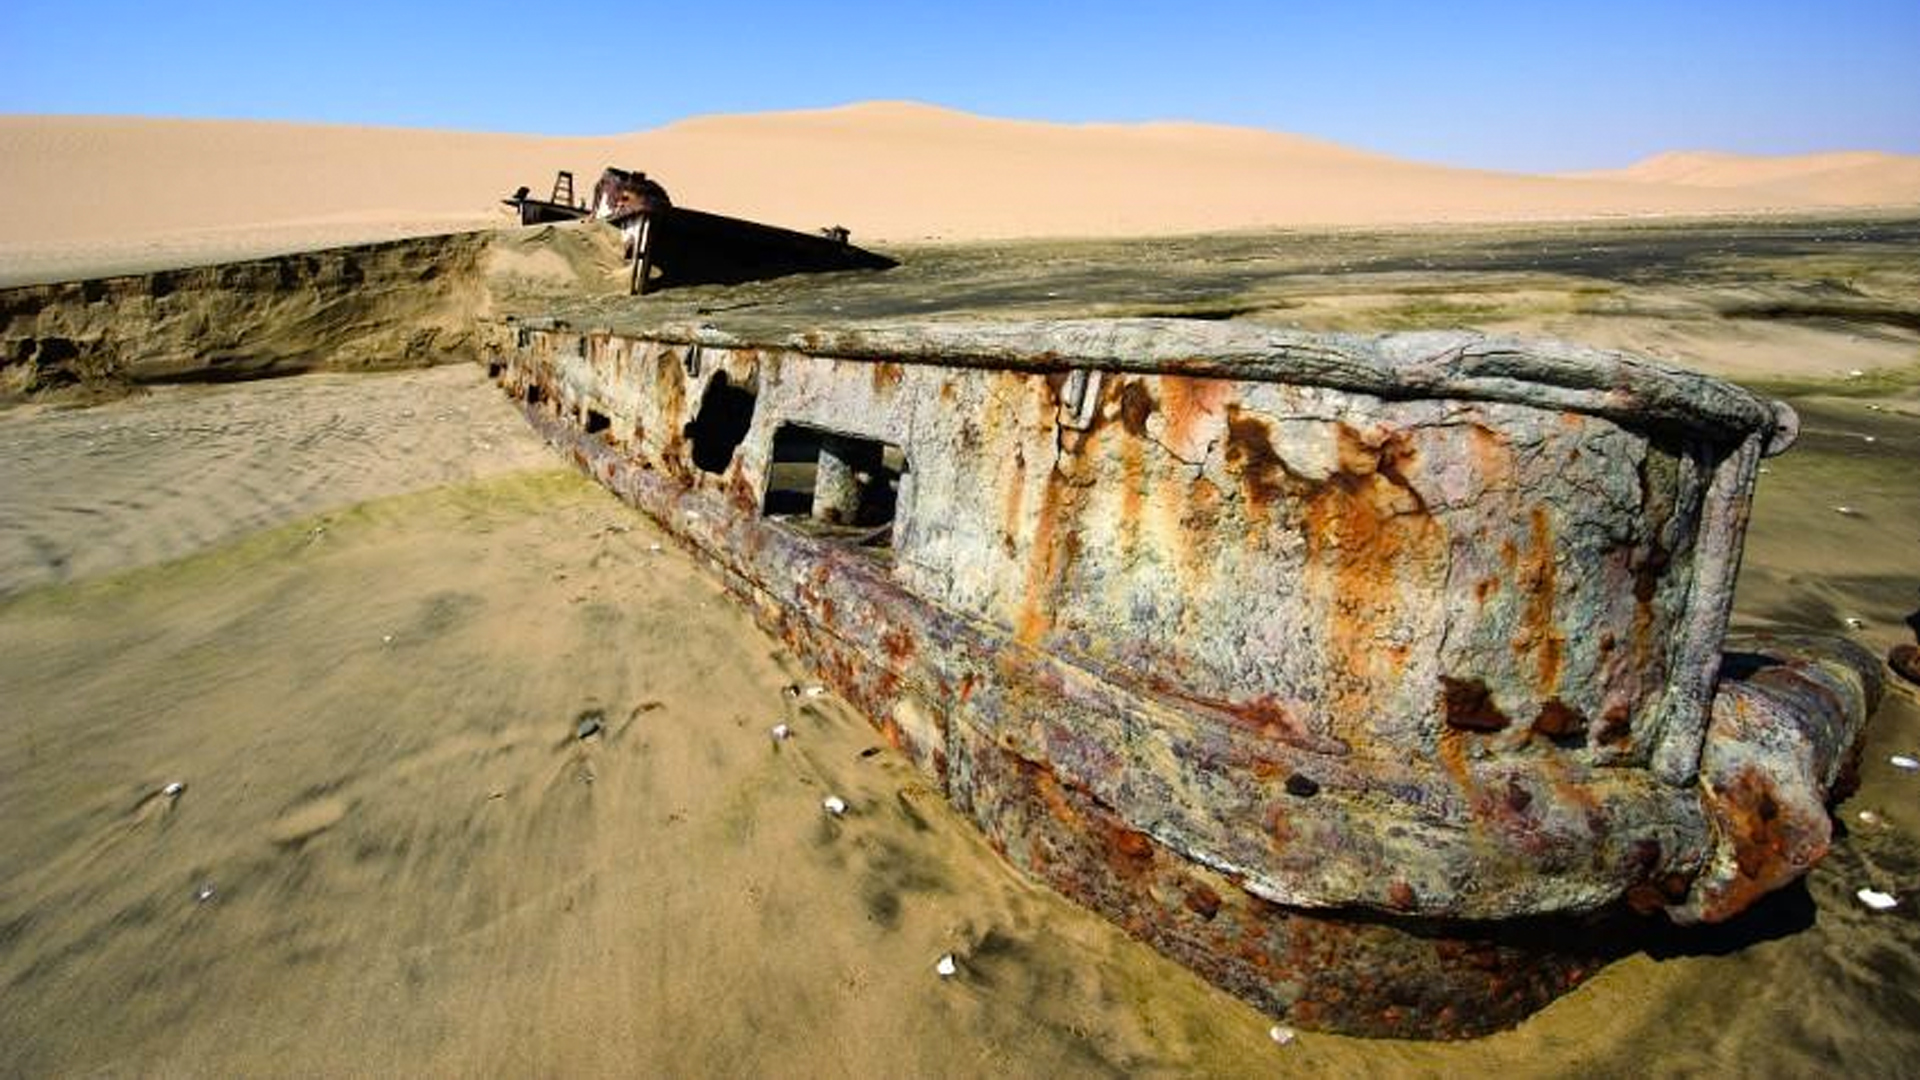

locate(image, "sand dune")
[[5, 98, 1920, 1072], [1574, 149, 1920, 207], [3, 102, 1918, 262]]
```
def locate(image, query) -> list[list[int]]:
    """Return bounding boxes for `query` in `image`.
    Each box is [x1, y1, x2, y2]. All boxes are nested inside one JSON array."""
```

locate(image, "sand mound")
[[5, 102, 1918, 262], [0, 223, 628, 393], [1575, 150, 1920, 208]]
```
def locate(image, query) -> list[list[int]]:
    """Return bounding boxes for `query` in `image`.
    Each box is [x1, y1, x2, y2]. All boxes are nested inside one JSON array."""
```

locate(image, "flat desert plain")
[[1, 107, 1918, 1077]]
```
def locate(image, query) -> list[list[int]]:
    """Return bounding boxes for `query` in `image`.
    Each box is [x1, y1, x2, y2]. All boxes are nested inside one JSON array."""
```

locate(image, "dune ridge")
[[1, 101, 1917, 263], [1572, 149, 1920, 207]]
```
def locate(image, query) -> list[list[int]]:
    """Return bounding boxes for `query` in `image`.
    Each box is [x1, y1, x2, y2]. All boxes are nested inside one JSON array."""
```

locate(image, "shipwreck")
[[0, 205, 1886, 1039], [486, 313, 1882, 1038], [504, 168, 897, 294]]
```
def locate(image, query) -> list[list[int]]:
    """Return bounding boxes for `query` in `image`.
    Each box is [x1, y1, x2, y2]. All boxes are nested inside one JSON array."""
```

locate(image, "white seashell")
[[195, 884, 215, 903], [162, 782, 185, 798], [802, 686, 827, 698], [1833, 506, 1859, 516], [1857, 888, 1898, 911], [822, 795, 848, 816], [1269, 1025, 1297, 1046], [770, 723, 792, 741], [1845, 617, 1866, 629], [1858, 810, 1880, 825], [382, 634, 394, 645], [1890, 755, 1919, 770], [935, 954, 958, 977]]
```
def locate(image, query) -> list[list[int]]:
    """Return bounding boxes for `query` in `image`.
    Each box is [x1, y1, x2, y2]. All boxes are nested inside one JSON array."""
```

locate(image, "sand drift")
[[0, 222, 1887, 1038]]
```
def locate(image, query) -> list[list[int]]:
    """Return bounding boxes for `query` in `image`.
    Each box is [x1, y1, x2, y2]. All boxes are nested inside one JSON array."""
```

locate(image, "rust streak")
[[1223, 407, 1298, 514], [1117, 377, 1156, 438], [1000, 442, 1028, 556], [1015, 454, 1068, 646], [1515, 506, 1564, 694], [1306, 422, 1441, 732]]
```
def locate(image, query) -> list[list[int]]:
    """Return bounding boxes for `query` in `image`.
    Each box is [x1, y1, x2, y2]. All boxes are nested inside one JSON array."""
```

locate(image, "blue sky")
[[1, 0, 1915, 171]]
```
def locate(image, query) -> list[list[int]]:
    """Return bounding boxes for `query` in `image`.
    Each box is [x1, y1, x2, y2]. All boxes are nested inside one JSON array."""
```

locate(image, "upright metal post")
[[629, 212, 656, 296], [814, 434, 881, 526]]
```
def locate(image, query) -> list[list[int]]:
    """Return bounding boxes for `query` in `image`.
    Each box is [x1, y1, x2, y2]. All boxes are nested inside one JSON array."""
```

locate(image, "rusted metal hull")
[[608, 206, 898, 292], [504, 198, 589, 227], [486, 317, 1880, 1037]]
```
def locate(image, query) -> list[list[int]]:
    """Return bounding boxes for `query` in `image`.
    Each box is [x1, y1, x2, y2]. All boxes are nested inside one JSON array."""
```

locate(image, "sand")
[[3, 101, 1919, 268], [1, 355, 1916, 1076], [3, 104, 1919, 1074], [0, 369, 552, 595], [1576, 150, 1920, 206]]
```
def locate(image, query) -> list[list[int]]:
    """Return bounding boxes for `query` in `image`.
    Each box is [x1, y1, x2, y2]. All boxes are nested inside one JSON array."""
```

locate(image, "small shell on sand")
[[822, 795, 848, 816], [1857, 888, 1898, 911]]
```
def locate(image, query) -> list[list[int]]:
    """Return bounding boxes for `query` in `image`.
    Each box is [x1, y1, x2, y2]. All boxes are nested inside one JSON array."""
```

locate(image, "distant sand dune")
[[1571, 149, 1920, 208], [2, 102, 1917, 260]]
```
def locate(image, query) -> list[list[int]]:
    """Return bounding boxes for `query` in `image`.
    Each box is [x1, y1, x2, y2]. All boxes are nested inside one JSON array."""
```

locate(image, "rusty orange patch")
[[1156, 375, 1231, 460], [1305, 422, 1442, 730]]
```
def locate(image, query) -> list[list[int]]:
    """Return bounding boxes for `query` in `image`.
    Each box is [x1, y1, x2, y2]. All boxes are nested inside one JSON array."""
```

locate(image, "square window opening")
[[763, 423, 907, 548]]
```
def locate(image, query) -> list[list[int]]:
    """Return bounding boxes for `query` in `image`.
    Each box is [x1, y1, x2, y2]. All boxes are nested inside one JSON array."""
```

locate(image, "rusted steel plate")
[[507, 316, 1785, 440], [1673, 633, 1884, 924]]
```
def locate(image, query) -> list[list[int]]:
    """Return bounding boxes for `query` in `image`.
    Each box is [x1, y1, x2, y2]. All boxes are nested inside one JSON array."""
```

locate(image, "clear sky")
[[2, 0, 1915, 172]]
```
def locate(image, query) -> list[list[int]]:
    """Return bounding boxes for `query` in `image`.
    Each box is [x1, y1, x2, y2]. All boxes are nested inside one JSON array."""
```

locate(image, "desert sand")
[[3, 100, 1919, 276], [2, 103, 1919, 1076], [2, 356, 1916, 1076]]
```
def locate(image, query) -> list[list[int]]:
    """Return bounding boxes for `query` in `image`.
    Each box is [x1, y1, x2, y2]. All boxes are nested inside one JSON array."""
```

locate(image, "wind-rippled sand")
[[0, 367, 554, 597], [2, 364, 1917, 1077]]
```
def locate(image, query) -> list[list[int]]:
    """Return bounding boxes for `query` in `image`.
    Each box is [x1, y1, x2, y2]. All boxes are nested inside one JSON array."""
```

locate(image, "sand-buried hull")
[[486, 316, 1881, 1037], [0, 222, 1888, 1038]]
